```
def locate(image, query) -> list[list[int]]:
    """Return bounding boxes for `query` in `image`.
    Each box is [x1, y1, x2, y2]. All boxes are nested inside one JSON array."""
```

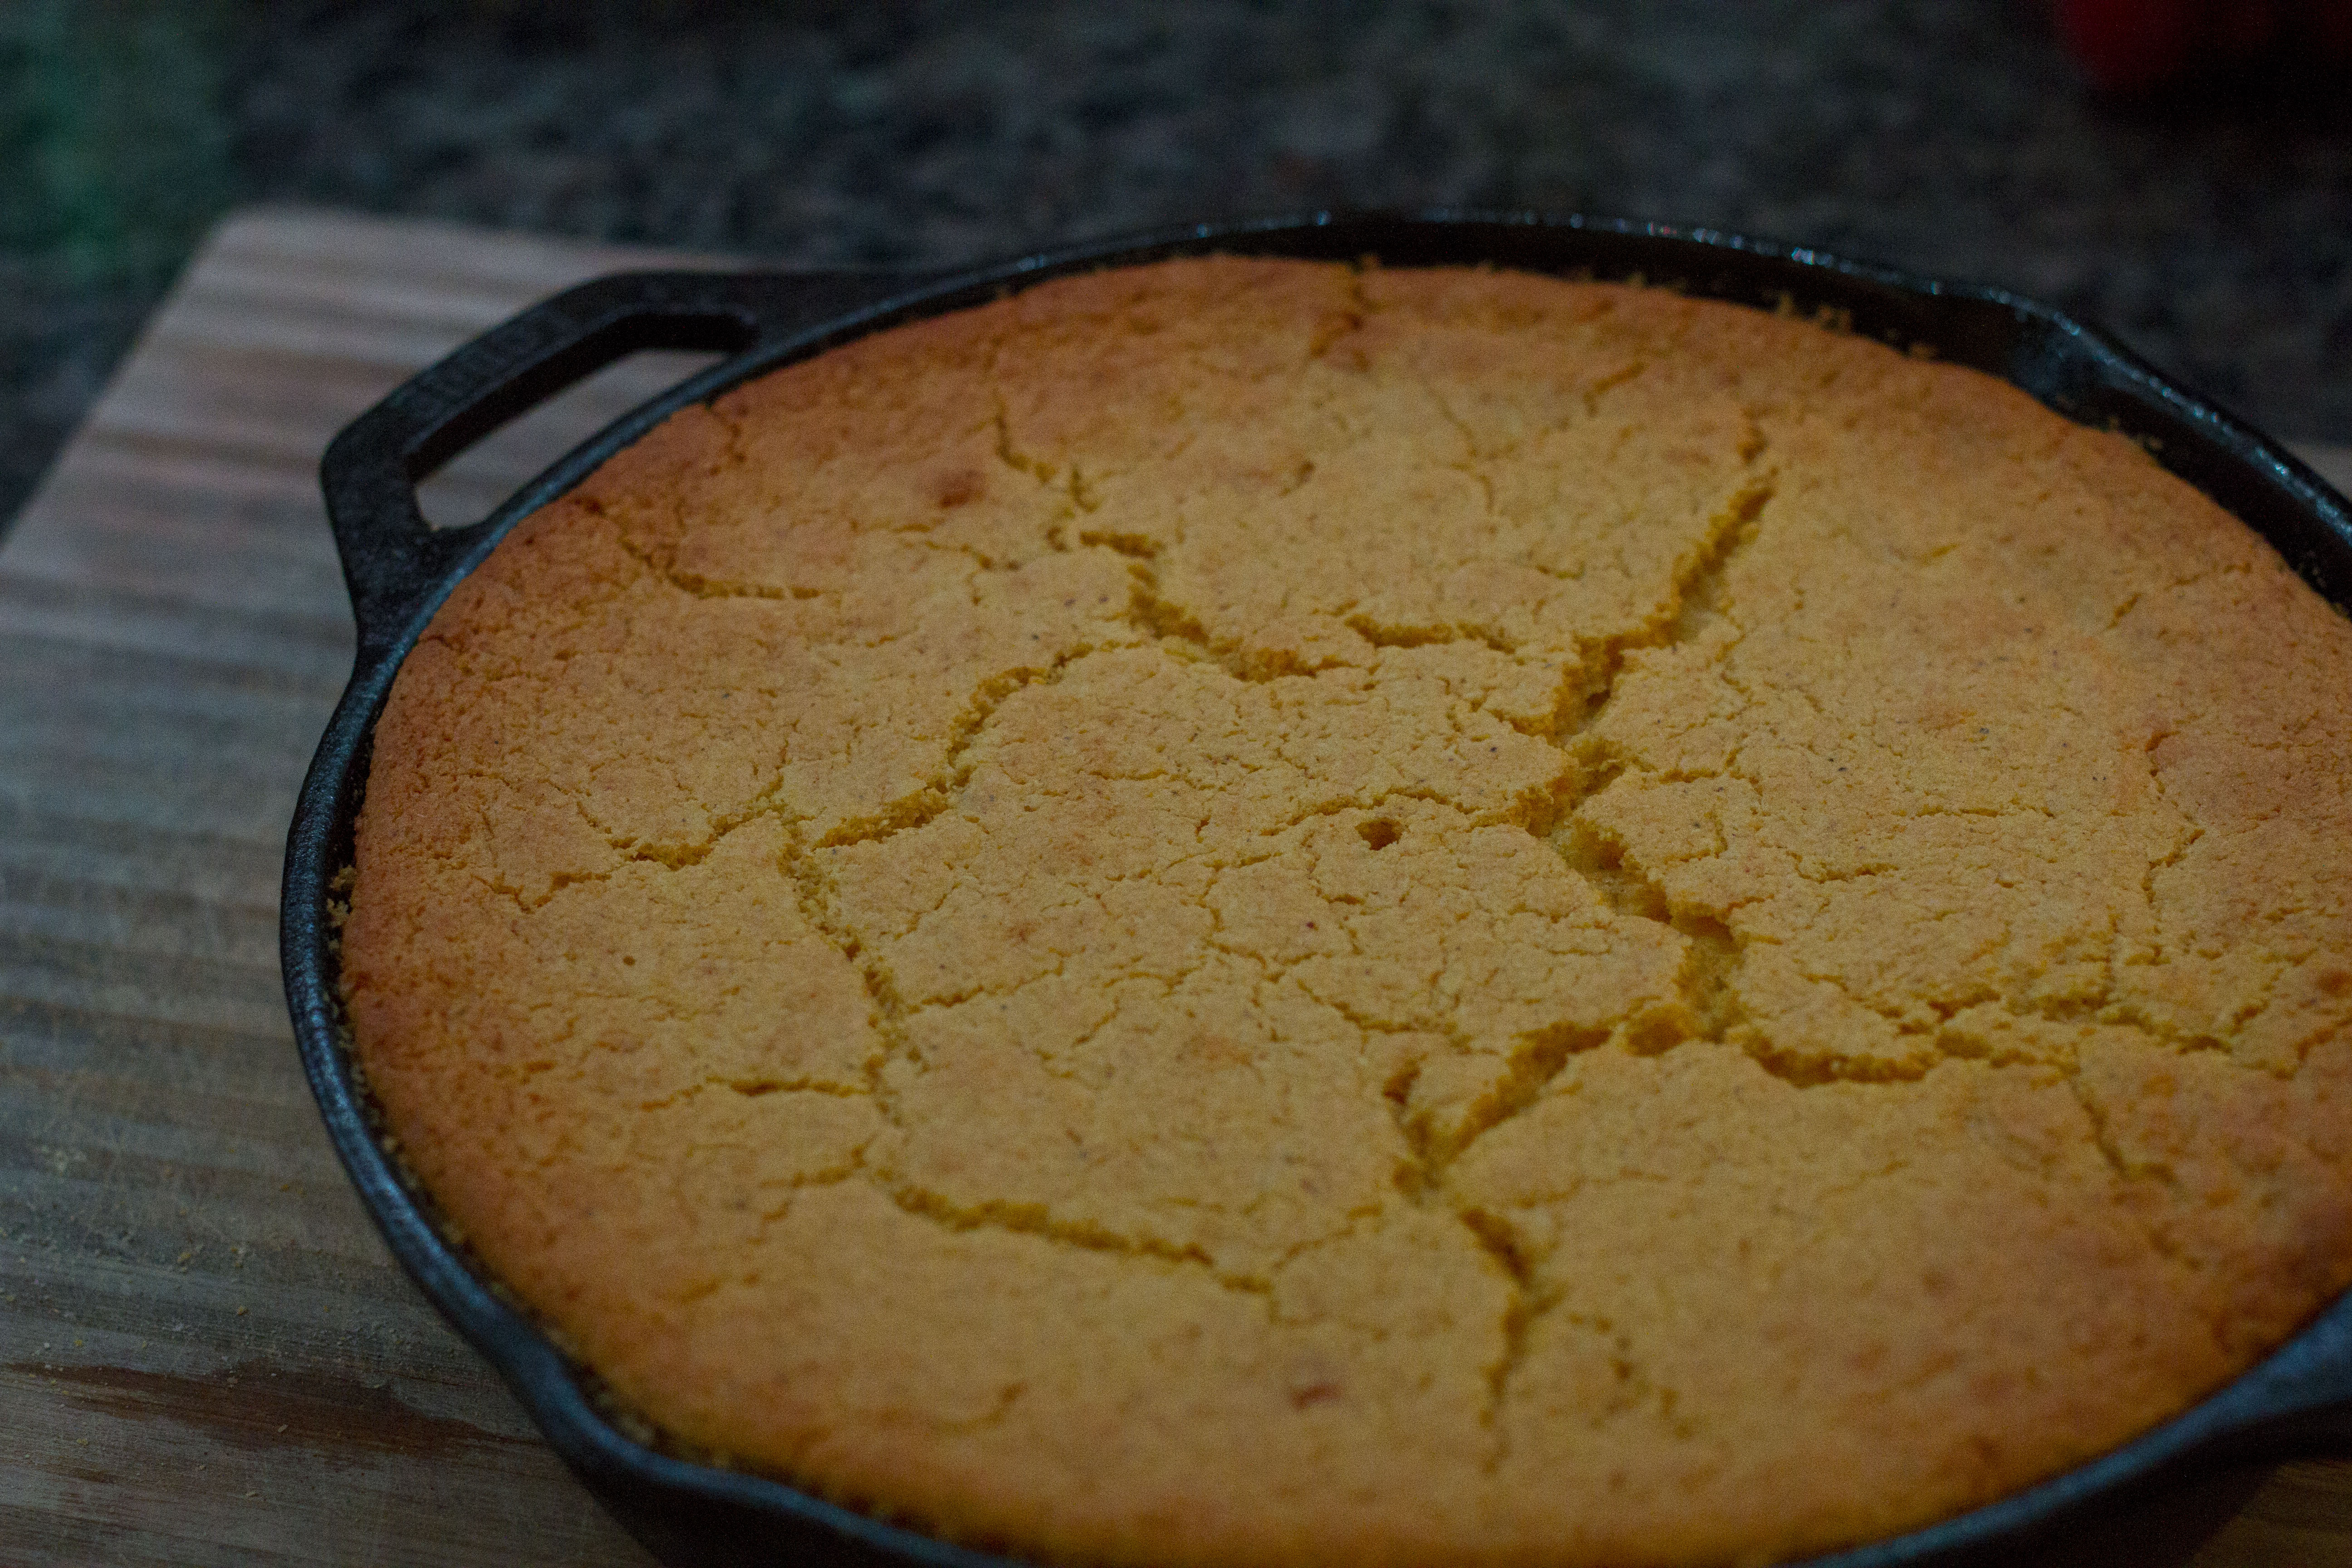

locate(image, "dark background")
[[5, 0, 2349, 531]]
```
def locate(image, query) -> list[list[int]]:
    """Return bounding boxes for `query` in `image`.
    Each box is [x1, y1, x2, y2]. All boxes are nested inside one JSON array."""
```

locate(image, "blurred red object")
[[2055, 0, 2352, 91]]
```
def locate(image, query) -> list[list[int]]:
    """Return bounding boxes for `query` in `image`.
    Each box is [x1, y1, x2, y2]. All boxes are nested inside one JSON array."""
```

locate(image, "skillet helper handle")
[[318, 268, 892, 652]]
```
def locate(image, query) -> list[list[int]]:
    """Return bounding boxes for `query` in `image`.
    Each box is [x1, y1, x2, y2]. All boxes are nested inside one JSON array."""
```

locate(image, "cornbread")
[[341, 257, 2352, 1567]]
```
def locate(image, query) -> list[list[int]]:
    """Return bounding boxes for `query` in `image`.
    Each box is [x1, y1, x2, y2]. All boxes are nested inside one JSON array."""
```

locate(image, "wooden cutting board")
[[4, 207, 2352, 1568]]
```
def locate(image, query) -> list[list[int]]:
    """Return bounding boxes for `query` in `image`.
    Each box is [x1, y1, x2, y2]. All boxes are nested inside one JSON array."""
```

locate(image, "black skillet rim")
[[282, 209, 2352, 1568]]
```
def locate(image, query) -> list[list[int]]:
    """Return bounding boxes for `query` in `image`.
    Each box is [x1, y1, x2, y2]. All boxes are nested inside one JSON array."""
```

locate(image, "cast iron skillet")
[[284, 212, 2352, 1568]]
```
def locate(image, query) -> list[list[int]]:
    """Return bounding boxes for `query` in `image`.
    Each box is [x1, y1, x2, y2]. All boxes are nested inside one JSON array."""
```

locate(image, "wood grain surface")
[[2, 207, 2350, 1568]]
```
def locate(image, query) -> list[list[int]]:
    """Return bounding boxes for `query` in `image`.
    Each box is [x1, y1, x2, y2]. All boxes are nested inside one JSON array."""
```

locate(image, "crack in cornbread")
[[343, 258, 2352, 1568]]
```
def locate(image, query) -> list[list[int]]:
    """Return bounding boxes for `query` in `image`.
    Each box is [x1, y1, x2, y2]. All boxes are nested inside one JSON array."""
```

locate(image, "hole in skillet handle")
[[414, 348, 730, 534]]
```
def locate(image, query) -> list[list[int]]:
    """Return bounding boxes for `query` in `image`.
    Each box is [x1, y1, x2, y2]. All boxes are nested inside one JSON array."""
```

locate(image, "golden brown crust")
[[342, 257, 2352, 1567]]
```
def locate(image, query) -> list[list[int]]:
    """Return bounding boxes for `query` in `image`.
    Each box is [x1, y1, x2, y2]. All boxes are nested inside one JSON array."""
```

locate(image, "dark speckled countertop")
[[5, 0, 2349, 529]]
